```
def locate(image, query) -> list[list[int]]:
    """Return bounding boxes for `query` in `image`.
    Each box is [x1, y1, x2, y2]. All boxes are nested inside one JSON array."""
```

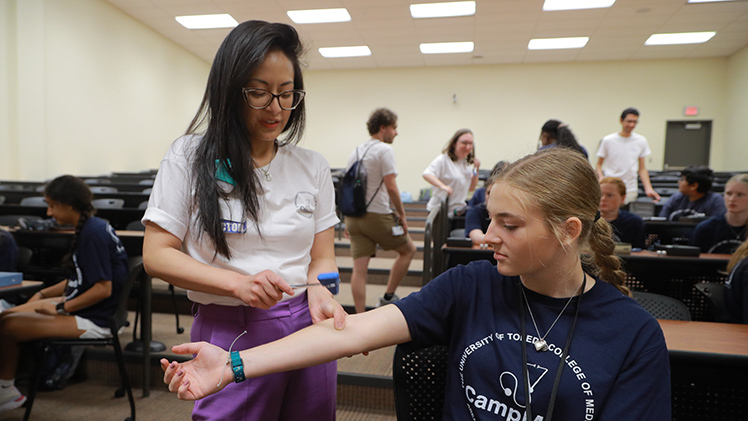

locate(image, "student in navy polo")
[[659, 165, 726, 220], [0, 175, 127, 413], [162, 148, 670, 421]]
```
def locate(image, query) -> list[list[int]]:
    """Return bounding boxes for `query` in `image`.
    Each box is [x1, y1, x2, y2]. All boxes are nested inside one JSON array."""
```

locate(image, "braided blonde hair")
[[496, 148, 630, 296]]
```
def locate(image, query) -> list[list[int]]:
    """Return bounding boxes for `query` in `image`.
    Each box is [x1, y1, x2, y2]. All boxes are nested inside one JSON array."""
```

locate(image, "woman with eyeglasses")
[[142, 21, 344, 420], [423, 128, 481, 214]]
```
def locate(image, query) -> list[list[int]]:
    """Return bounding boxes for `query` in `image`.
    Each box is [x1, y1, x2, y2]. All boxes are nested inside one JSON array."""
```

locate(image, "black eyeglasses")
[[242, 88, 306, 110]]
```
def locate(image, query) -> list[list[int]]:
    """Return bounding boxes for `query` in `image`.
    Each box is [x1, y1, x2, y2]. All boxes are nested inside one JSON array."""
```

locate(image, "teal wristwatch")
[[230, 351, 245, 383]]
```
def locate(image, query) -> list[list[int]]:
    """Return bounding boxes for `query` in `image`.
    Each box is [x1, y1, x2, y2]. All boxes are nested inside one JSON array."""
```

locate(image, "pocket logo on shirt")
[[295, 192, 317, 218], [221, 219, 248, 234]]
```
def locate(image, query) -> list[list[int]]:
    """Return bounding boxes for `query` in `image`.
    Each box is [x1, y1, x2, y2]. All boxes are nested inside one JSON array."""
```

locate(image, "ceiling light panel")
[[419, 41, 474, 54], [410, 1, 476, 18], [645, 32, 717, 45], [528, 37, 589, 49], [543, 0, 616, 11], [319, 46, 372, 58], [175, 14, 238, 30], [287, 8, 351, 24]]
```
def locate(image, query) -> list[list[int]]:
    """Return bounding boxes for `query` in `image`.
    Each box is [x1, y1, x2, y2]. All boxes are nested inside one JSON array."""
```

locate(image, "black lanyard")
[[519, 277, 585, 421]]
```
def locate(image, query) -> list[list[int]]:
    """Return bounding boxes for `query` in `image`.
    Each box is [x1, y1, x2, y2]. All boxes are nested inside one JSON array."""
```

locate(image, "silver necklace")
[[254, 144, 277, 182], [522, 273, 586, 352]]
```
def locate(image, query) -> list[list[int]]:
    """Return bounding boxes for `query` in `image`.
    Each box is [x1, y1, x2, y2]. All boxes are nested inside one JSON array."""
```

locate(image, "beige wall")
[[0, 0, 210, 181], [1, 0, 746, 198], [303, 58, 730, 196], [725, 44, 748, 172]]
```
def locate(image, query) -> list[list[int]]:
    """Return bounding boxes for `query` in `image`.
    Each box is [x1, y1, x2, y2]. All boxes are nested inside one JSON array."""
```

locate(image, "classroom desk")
[[620, 251, 730, 321], [0, 205, 144, 230], [441, 246, 730, 321], [659, 320, 748, 419], [0, 280, 44, 299]]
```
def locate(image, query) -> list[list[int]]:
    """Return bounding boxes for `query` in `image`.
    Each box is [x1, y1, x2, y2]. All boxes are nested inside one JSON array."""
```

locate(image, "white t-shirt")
[[345, 139, 398, 215], [423, 153, 473, 213], [596, 132, 651, 194], [143, 135, 339, 306]]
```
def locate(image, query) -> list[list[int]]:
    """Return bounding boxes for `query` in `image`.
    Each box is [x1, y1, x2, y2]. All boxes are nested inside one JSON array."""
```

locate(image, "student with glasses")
[[142, 20, 344, 420], [423, 128, 481, 214]]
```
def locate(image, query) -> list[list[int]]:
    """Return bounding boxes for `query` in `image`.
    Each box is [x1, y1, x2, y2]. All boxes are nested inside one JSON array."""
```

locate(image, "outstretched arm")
[[162, 304, 411, 400]]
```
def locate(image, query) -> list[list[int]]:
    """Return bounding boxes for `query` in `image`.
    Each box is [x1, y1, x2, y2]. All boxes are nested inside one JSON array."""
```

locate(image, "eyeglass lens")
[[244, 89, 304, 110]]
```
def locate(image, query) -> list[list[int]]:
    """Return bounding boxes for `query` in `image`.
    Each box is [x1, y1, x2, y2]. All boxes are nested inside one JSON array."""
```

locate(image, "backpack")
[[337, 143, 383, 217]]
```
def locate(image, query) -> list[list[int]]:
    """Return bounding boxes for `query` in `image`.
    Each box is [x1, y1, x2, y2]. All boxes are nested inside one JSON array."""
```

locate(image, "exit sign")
[[684, 106, 699, 116]]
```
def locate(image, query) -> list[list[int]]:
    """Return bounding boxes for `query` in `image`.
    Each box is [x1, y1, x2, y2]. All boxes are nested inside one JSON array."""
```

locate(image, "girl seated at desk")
[[162, 148, 671, 420], [599, 177, 646, 249], [0, 175, 128, 413], [692, 173, 748, 254]]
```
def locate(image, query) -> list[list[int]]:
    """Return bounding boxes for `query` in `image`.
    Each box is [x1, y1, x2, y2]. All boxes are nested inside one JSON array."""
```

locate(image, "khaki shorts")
[[346, 213, 410, 259]]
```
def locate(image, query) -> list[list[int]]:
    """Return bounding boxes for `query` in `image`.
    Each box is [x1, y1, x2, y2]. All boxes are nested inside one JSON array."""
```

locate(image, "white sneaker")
[[378, 294, 400, 307], [0, 386, 26, 412]]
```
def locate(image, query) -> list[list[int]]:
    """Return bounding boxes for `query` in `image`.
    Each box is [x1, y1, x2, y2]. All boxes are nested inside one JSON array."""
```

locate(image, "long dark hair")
[[540, 119, 586, 157], [186, 20, 307, 259], [44, 175, 95, 271]]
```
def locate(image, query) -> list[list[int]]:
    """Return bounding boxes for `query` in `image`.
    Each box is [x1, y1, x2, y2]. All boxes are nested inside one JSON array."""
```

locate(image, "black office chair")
[[629, 198, 655, 218], [19, 197, 47, 207], [129, 259, 184, 338], [125, 220, 144, 231], [694, 282, 726, 322], [89, 186, 118, 194], [708, 240, 743, 255], [22, 257, 140, 421], [92, 198, 125, 209], [393, 344, 448, 421], [632, 291, 692, 320], [123, 220, 182, 335]]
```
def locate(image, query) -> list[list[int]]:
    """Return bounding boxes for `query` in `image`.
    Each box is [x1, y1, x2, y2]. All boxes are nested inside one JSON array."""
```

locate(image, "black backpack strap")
[[357, 142, 384, 209]]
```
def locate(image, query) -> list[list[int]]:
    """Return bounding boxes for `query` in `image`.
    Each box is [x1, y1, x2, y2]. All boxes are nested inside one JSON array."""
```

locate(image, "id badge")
[[222, 220, 247, 234]]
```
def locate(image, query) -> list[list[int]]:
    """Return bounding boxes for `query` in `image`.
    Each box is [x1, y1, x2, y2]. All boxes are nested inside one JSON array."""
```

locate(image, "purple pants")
[[190, 293, 337, 420]]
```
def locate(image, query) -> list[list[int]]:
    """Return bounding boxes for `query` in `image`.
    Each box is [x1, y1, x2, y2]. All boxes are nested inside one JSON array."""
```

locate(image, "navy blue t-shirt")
[[725, 258, 748, 324], [691, 214, 746, 253], [468, 187, 486, 208], [608, 210, 646, 249], [64, 217, 128, 327], [394, 261, 670, 420], [465, 204, 489, 237], [0, 229, 19, 272], [658, 192, 726, 220]]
